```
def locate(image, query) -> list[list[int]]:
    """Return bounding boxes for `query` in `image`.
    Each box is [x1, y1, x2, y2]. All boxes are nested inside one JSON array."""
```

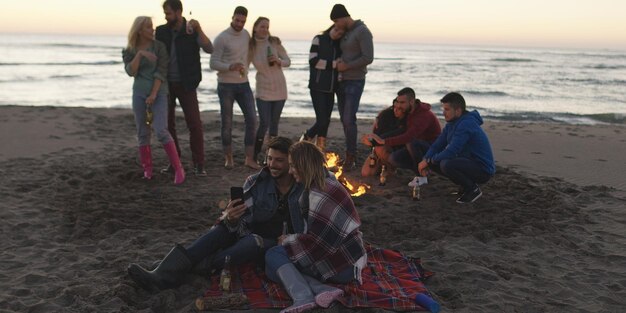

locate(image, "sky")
[[3, 0, 626, 50]]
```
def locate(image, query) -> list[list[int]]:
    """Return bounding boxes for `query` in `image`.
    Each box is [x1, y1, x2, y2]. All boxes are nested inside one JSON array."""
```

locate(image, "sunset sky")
[[4, 0, 626, 49]]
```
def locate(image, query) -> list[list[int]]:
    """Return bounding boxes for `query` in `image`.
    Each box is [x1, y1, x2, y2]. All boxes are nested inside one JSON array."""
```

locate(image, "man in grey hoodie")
[[330, 4, 374, 170]]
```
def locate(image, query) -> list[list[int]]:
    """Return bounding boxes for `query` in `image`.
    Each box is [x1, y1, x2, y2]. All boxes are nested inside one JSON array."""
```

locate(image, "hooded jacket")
[[424, 110, 495, 175]]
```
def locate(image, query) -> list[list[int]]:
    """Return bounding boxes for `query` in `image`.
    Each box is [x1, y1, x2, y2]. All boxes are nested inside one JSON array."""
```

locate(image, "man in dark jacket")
[[419, 92, 495, 203], [156, 0, 213, 176], [330, 4, 374, 170], [362, 87, 441, 177], [127, 137, 304, 291]]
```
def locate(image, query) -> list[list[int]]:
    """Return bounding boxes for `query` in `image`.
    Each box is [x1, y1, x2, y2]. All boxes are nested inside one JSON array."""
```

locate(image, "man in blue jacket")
[[418, 92, 495, 203]]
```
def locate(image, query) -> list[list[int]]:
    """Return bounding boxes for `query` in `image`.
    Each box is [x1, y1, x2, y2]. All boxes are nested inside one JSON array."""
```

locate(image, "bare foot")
[[224, 155, 234, 170]]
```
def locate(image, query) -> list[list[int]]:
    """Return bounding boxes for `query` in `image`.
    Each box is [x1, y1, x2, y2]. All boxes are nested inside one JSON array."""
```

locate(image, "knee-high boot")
[[138, 145, 152, 179], [163, 141, 185, 184], [276, 263, 317, 313], [303, 275, 344, 308], [127, 244, 192, 291]]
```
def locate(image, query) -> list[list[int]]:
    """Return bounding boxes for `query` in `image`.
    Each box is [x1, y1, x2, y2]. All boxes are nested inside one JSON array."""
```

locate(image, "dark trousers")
[[388, 139, 431, 174], [431, 157, 492, 192], [306, 90, 335, 138], [167, 82, 205, 166]]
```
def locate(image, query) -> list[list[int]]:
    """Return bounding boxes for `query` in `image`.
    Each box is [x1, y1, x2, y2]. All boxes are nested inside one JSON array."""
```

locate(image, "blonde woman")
[[249, 17, 291, 164], [122, 16, 184, 184], [264, 141, 366, 313]]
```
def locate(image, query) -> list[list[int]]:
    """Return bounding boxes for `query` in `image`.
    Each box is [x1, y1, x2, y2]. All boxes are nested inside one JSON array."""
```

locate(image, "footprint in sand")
[[531, 151, 542, 155], [563, 155, 576, 159], [501, 148, 513, 152], [595, 159, 607, 162]]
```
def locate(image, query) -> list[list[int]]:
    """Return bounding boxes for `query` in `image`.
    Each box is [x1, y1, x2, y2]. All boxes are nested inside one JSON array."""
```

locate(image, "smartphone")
[[230, 186, 244, 203]]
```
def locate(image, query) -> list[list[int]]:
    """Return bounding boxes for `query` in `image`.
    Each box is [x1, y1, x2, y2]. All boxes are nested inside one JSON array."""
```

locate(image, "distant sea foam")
[[1, 33, 625, 125]]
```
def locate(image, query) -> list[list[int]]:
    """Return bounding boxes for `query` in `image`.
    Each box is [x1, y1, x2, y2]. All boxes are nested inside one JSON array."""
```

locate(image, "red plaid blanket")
[[201, 245, 436, 311]]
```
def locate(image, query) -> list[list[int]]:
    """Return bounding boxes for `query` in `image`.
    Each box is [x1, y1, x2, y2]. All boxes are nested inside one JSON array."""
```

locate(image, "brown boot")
[[341, 152, 356, 172], [315, 137, 326, 152]]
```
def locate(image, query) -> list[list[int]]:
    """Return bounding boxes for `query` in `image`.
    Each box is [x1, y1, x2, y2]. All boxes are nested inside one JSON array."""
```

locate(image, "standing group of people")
[[123, 2, 374, 185], [124, 1, 496, 312]]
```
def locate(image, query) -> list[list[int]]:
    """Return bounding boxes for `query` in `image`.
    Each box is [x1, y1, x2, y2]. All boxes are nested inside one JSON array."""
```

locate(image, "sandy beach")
[[1, 105, 625, 312]]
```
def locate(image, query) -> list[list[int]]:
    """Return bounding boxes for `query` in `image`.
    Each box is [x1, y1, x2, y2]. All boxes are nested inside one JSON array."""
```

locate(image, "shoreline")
[[2, 105, 624, 191]]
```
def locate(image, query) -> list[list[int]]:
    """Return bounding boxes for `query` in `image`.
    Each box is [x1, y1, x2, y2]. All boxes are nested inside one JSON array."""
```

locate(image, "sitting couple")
[[127, 137, 366, 313], [360, 87, 441, 177]]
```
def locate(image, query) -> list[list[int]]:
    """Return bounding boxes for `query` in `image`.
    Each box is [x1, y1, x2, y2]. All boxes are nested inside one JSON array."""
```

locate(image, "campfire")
[[325, 152, 370, 197]]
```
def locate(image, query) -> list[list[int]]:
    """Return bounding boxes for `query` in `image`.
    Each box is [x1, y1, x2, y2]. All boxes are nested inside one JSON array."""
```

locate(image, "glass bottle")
[[267, 46, 275, 66], [379, 165, 387, 186], [219, 255, 231, 292], [412, 184, 421, 201]]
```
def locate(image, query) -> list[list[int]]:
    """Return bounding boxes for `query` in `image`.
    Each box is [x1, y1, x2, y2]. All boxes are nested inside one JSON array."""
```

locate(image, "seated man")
[[361, 87, 441, 177], [127, 137, 304, 291], [418, 92, 495, 204]]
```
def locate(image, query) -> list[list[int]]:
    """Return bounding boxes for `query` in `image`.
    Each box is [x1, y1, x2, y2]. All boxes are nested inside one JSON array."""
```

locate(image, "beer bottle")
[[220, 255, 232, 292], [267, 46, 275, 66], [379, 165, 387, 186]]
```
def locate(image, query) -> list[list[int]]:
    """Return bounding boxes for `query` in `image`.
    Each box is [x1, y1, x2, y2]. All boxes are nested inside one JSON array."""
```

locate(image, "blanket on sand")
[[198, 245, 435, 311]]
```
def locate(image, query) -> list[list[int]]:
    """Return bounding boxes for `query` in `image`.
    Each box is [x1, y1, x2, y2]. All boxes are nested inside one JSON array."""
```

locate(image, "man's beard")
[[167, 16, 179, 27]]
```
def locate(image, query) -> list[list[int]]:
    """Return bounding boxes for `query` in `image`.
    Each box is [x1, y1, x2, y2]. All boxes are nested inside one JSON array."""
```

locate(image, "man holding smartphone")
[[127, 137, 304, 291]]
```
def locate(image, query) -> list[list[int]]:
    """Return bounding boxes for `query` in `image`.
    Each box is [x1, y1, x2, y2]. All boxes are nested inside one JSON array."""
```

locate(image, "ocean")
[[1, 33, 625, 124]]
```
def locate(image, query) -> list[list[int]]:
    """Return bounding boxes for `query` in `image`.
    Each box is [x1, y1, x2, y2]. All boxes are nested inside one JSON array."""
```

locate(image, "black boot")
[[127, 244, 192, 291], [253, 137, 265, 165]]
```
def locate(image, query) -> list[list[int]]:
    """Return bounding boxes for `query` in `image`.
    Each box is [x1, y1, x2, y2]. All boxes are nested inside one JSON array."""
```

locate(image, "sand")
[[0, 105, 625, 313]]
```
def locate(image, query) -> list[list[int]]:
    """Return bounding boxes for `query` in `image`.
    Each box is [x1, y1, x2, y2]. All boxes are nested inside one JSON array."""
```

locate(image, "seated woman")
[[265, 141, 367, 313]]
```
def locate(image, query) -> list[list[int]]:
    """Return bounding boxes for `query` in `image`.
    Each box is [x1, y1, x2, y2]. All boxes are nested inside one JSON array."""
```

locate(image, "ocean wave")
[[585, 64, 626, 70], [0, 61, 121, 66], [481, 110, 625, 125], [37, 43, 120, 50], [559, 78, 626, 86], [437, 90, 509, 97], [50, 74, 81, 79], [491, 58, 537, 63]]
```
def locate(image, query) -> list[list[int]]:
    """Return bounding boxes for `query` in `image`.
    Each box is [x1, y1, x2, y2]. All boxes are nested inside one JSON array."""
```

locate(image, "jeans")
[[431, 157, 492, 192], [132, 91, 172, 146], [306, 90, 335, 138], [389, 139, 431, 174], [264, 245, 356, 284], [167, 82, 204, 166], [186, 224, 277, 270], [218, 82, 257, 150], [256, 98, 285, 138], [337, 80, 365, 155]]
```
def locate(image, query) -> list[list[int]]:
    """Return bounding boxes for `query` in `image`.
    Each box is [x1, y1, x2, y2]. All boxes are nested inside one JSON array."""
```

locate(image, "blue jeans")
[[306, 90, 335, 138], [389, 139, 431, 174], [432, 158, 492, 192], [256, 98, 285, 138], [337, 80, 365, 155], [186, 224, 277, 270], [132, 91, 172, 146], [218, 82, 257, 149], [264, 245, 356, 284]]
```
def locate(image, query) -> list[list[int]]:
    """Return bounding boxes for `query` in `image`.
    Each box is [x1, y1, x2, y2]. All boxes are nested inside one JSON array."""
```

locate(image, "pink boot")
[[163, 141, 185, 185], [138, 145, 153, 180]]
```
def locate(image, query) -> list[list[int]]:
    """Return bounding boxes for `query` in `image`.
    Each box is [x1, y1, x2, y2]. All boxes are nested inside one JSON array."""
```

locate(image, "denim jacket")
[[224, 167, 305, 238]]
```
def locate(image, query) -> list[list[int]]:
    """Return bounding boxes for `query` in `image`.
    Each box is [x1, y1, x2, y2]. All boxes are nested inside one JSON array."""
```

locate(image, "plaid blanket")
[[200, 244, 436, 311]]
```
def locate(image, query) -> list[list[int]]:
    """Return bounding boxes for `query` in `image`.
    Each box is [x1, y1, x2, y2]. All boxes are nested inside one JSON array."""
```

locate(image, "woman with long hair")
[[249, 17, 291, 164], [122, 16, 184, 184], [300, 25, 344, 151], [264, 141, 366, 313]]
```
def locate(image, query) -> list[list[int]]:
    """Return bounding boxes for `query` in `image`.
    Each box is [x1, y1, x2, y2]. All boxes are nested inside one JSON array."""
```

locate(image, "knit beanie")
[[330, 4, 350, 20]]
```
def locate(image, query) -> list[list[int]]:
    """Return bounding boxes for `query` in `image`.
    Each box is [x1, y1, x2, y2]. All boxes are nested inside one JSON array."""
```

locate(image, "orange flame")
[[325, 152, 370, 197]]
